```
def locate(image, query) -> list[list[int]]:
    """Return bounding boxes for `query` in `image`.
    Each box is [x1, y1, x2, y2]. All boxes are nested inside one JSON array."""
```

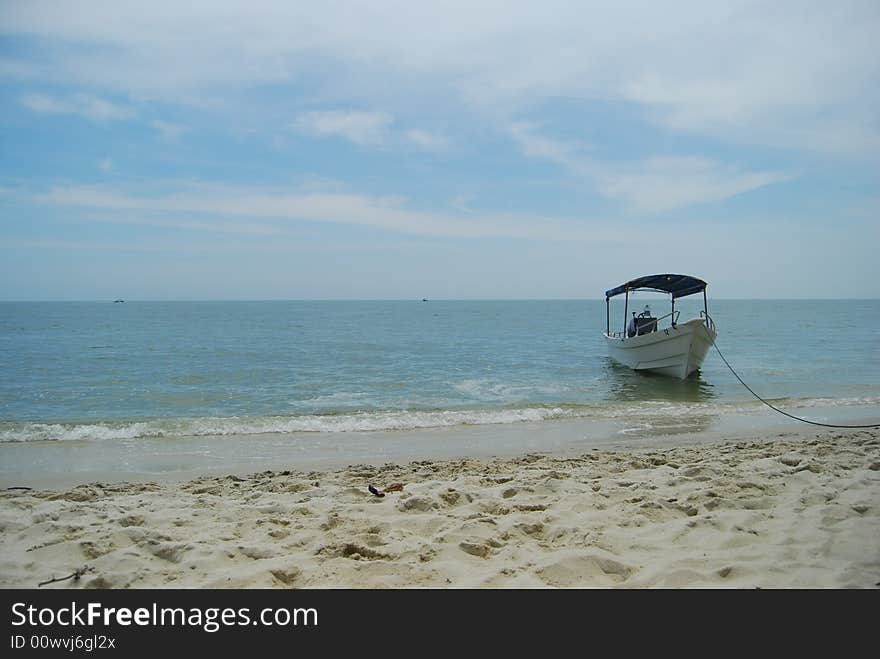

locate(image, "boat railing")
[[700, 310, 715, 332], [656, 309, 680, 327], [605, 309, 680, 339]]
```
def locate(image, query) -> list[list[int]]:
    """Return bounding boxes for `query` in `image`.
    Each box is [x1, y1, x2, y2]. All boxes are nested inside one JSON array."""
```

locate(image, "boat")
[[603, 274, 716, 379]]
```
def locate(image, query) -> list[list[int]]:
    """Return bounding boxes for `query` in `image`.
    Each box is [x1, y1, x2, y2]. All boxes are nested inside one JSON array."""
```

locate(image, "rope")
[[709, 332, 880, 429]]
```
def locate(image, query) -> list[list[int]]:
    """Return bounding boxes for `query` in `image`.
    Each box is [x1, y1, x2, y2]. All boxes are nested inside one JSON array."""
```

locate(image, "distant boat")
[[603, 274, 716, 379], [113, 299, 125, 303], [422, 298, 428, 302]]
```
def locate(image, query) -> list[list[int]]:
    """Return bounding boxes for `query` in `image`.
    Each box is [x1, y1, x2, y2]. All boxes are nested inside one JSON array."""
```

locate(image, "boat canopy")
[[605, 274, 707, 300]]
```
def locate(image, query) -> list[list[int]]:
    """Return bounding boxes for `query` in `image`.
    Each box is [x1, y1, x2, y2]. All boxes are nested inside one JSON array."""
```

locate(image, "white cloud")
[[404, 129, 448, 152], [292, 111, 447, 151], [35, 183, 625, 242], [2, 1, 876, 156], [596, 157, 791, 214], [292, 110, 393, 146], [623, 74, 880, 157], [509, 124, 790, 213], [508, 123, 586, 170], [150, 119, 186, 140], [19, 93, 64, 114], [20, 92, 134, 121]]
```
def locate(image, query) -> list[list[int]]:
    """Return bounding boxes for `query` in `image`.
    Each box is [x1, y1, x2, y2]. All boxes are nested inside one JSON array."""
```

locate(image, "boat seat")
[[635, 315, 657, 335]]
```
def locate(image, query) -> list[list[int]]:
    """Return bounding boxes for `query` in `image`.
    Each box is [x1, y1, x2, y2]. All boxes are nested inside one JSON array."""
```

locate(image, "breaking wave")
[[2, 395, 877, 442]]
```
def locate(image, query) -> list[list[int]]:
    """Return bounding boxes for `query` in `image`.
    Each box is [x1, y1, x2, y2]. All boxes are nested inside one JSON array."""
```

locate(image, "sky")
[[1, 0, 878, 300]]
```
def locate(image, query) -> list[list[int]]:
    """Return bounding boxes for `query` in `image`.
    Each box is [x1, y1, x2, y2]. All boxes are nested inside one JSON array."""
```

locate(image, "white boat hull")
[[604, 318, 716, 379]]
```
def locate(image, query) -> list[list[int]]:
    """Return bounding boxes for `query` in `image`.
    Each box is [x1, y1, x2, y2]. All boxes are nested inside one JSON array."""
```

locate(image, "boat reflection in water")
[[603, 358, 716, 403], [602, 357, 718, 438]]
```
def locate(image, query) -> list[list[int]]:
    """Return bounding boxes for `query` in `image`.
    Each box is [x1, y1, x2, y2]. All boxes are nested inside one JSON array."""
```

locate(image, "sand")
[[1, 428, 878, 589]]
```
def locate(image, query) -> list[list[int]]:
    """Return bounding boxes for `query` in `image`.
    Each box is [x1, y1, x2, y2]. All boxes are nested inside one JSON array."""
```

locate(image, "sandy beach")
[[1, 427, 877, 589]]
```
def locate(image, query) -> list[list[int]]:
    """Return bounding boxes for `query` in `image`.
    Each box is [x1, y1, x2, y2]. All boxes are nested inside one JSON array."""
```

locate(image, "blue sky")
[[1, 0, 878, 300]]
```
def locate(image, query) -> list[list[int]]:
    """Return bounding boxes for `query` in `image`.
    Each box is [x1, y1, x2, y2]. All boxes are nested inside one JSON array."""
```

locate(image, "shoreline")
[[1, 426, 877, 588], [3, 401, 879, 491]]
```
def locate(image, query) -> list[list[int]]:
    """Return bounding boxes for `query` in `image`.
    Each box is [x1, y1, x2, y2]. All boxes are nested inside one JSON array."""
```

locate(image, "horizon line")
[[2, 297, 879, 303]]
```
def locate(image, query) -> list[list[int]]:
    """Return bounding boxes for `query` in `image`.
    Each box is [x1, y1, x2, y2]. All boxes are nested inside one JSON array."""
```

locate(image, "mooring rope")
[[707, 317, 880, 429]]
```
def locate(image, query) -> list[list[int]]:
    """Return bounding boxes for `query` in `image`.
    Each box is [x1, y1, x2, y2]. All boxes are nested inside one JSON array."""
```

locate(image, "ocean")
[[1, 299, 878, 485]]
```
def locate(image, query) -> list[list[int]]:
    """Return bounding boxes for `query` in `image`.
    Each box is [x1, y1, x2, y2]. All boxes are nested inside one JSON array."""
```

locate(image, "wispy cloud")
[[20, 92, 134, 121], [404, 129, 448, 152], [0, 238, 326, 254], [35, 183, 624, 242], [508, 123, 586, 169], [1, 2, 876, 300], [623, 75, 880, 157], [596, 157, 792, 214], [3, 2, 875, 157], [509, 124, 791, 213], [292, 110, 393, 146], [291, 110, 449, 152], [150, 119, 186, 140]]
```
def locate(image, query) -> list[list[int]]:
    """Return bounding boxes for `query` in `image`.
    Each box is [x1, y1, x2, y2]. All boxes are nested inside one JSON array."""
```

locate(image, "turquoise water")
[[1, 299, 878, 444]]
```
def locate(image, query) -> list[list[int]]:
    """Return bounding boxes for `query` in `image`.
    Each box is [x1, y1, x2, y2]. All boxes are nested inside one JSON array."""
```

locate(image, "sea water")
[[1, 300, 878, 484]]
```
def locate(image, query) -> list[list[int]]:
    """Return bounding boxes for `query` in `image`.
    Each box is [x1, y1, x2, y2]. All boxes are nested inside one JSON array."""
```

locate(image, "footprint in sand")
[[397, 496, 437, 512], [537, 554, 633, 587], [513, 522, 545, 538], [238, 546, 275, 560], [316, 542, 393, 561], [269, 567, 301, 585]]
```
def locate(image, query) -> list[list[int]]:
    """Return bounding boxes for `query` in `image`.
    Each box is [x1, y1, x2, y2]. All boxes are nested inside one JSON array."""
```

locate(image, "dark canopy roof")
[[605, 274, 707, 300]]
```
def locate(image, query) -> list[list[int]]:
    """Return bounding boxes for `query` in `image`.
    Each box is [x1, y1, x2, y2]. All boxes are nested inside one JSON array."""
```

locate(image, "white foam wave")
[[2, 395, 877, 442], [782, 396, 880, 409], [0, 422, 158, 442], [0, 408, 572, 442]]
